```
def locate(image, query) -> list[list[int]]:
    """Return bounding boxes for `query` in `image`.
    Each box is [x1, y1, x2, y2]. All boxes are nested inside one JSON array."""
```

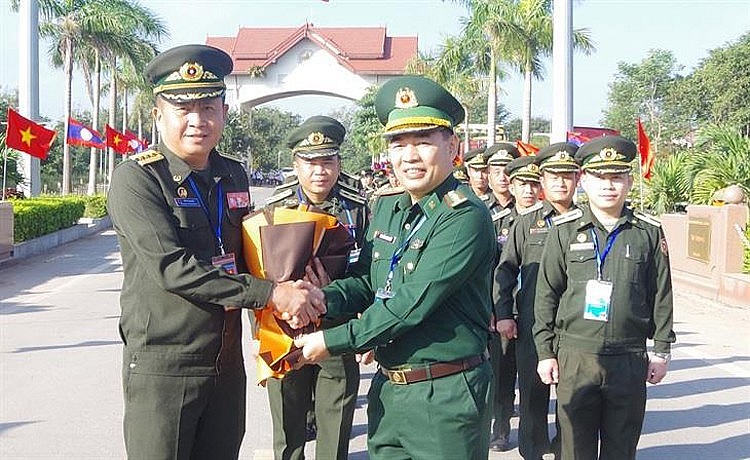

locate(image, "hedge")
[[10, 195, 108, 243]]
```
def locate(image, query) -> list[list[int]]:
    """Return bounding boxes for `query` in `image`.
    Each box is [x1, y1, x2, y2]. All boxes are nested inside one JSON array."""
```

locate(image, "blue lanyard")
[[383, 214, 427, 290], [297, 187, 357, 241], [187, 176, 225, 255], [590, 226, 622, 281]]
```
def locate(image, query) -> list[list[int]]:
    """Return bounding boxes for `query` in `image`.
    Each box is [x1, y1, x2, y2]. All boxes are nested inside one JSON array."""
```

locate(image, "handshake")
[[267, 279, 327, 330]]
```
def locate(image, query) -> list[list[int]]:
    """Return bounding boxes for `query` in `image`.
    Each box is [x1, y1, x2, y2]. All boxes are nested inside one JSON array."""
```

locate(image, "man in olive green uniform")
[[265, 116, 369, 460], [296, 75, 496, 459], [486, 143, 520, 240], [107, 45, 324, 459], [534, 136, 676, 459], [494, 143, 580, 459], [466, 145, 517, 452]]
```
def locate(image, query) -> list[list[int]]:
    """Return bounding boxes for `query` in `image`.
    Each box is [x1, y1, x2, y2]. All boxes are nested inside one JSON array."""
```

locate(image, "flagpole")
[[2, 146, 8, 201], [638, 154, 644, 213]]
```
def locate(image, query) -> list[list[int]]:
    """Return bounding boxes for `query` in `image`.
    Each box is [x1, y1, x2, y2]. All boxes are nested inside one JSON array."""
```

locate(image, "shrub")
[[10, 196, 86, 242], [83, 195, 108, 218]]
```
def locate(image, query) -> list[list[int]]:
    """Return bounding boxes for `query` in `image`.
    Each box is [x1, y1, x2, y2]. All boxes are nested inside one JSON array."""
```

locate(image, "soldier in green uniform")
[[264, 116, 369, 460], [295, 75, 496, 459], [464, 147, 494, 204], [534, 136, 676, 459], [483, 142, 521, 452], [107, 44, 325, 459], [494, 143, 580, 459]]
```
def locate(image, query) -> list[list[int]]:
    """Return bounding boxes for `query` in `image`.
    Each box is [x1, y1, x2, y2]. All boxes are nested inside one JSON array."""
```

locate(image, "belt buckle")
[[389, 369, 409, 385]]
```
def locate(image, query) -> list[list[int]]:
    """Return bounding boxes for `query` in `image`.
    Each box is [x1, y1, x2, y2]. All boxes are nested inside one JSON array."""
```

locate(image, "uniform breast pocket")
[[619, 249, 648, 285], [370, 239, 394, 288], [525, 233, 547, 261], [173, 207, 212, 251], [400, 244, 426, 280], [566, 251, 596, 282]]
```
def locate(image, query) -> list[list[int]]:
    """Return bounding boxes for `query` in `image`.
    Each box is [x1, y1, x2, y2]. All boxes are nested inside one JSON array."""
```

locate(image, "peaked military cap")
[[505, 156, 541, 182], [464, 148, 488, 169], [486, 142, 520, 166], [146, 44, 232, 102], [535, 142, 580, 172], [453, 167, 469, 183], [287, 115, 346, 159], [576, 135, 636, 174], [375, 75, 465, 137]]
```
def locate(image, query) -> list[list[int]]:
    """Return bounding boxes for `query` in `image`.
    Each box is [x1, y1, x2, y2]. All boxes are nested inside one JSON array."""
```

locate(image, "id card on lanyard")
[[583, 226, 622, 322], [187, 176, 237, 275]]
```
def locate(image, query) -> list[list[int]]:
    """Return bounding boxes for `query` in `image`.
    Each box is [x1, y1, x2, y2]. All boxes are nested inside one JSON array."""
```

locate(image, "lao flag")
[[67, 118, 105, 149], [566, 131, 590, 147], [125, 130, 148, 153]]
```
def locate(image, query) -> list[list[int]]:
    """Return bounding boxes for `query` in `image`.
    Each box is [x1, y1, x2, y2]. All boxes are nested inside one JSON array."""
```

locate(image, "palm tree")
[[23, 0, 166, 194], [643, 151, 691, 214], [686, 125, 750, 205]]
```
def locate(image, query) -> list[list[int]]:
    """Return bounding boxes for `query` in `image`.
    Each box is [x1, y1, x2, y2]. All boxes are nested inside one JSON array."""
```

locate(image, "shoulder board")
[[337, 179, 360, 195], [340, 170, 362, 187], [374, 185, 404, 197], [443, 189, 468, 208], [519, 201, 543, 216], [217, 151, 242, 163], [634, 211, 661, 228], [338, 188, 366, 206], [265, 188, 294, 206], [131, 150, 164, 166], [492, 208, 512, 222], [551, 208, 584, 226], [274, 180, 299, 194]]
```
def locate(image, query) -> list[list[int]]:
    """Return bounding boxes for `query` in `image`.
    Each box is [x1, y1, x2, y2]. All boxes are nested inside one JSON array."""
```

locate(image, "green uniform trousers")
[[516, 339, 555, 459], [123, 365, 246, 460], [488, 332, 516, 441], [367, 361, 493, 459], [267, 354, 359, 460], [556, 349, 648, 460]]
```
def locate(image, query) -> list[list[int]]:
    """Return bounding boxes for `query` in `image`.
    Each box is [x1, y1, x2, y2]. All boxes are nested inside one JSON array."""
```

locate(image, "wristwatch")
[[652, 352, 671, 361]]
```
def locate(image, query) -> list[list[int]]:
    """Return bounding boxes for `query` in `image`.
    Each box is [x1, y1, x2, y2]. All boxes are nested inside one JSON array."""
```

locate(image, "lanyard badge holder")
[[188, 177, 237, 275], [375, 215, 426, 300], [583, 227, 622, 322]]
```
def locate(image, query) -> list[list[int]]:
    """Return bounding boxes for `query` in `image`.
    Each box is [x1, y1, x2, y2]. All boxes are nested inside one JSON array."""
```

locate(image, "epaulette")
[[443, 189, 468, 208], [492, 208, 512, 222], [551, 208, 584, 226], [519, 201, 543, 216], [340, 170, 363, 189], [217, 151, 242, 162], [265, 188, 294, 206], [131, 150, 164, 166], [339, 188, 366, 206], [374, 185, 404, 197], [274, 179, 299, 193], [336, 179, 360, 196], [634, 211, 661, 228]]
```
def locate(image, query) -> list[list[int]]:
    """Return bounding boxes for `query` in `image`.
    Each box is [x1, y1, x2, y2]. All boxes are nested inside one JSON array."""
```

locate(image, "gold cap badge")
[[395, 87, 418, 109]]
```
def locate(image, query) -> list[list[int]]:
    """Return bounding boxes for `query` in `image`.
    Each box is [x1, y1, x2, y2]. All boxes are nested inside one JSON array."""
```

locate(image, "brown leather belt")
[[380, 354, 486, 385]]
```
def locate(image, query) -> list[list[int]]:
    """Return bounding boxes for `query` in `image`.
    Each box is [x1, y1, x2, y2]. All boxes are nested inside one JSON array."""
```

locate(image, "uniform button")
[[129, 363, 136, 369], [406, 262, 414, 271], [404, 223, 411, 230], [373, 251, 380, 258]]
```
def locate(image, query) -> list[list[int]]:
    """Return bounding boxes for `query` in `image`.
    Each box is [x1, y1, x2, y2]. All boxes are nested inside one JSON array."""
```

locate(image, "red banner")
[[5, 108, 57, 159]]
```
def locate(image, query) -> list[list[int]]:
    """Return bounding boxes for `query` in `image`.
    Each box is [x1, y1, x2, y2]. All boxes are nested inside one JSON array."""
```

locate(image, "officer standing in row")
[[465, 148, 493, 204], [482, 142, 521, 452], [495, 144, 579, 459], [295, 75, 496, 458], [107, 44, 324, 459], [265, 116, 369, 460], [534, 136, 675, 459]]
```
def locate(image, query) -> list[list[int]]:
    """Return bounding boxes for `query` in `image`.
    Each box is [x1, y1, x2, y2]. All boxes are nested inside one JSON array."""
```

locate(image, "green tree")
[[345, 86, 385, 168], [0, 90, 23, 192], [643, 151, 691, 214], [686, 125, 750, 205], [20, 0, 167, 194], [602, 49, 683, 146]]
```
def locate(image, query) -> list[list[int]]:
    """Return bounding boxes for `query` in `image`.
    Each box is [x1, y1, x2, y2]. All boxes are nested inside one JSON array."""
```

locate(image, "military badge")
[[177, 187, 188, 198], [179, 62, 204, 81], [577, 233, 587, 243], [395, 87, 418, 108], [537, 220, 545, 228], [501, 228, 509, 236], [173, 174, 182, 182], [409, 239, 424, 250], [660, 237, 669, 256], [307, 131, 325, 146], [600, 147, 618, 161], [554, 151, 570, 161]]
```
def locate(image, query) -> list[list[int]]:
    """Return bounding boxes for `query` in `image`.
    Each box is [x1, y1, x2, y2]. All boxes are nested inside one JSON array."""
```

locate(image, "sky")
[[1, 0, 749, 129]]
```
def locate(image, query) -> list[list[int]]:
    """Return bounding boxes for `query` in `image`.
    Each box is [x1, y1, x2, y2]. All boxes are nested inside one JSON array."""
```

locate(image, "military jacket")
[[533, 205, 676, 359], [493, 201, 576, 344], [108, 144, 274, 376], [487, 197, 516, 254], [321, 176, 496, 368]]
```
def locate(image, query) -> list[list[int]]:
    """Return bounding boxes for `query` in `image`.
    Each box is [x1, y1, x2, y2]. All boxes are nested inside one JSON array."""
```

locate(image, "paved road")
[[1, 187, 749, 459]]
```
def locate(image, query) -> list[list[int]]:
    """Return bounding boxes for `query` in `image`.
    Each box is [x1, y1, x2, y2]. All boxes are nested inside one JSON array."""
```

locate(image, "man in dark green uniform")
[[534, 136, 676, 459], [295, 75, 496, 459], [107, 44, 325, 459], [486, 142, 520, 237], [494, 143, 579, 459], [265, 116, 369, 460]]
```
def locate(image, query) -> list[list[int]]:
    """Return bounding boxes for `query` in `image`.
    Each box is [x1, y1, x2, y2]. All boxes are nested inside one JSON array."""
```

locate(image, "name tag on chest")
[[570, 242, 595, 251], [174, 197, 201, 208]]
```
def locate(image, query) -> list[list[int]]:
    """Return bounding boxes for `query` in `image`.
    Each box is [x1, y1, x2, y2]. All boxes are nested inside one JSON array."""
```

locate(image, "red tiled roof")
[[207, 24, 417, 76]]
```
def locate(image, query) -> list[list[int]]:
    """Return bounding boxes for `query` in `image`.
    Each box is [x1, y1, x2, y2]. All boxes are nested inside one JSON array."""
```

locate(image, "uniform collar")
[[392, 174, 459, 219], [576, 204, 634, 232], [297, 184, 340, 211], [159, 143, 231, 185]]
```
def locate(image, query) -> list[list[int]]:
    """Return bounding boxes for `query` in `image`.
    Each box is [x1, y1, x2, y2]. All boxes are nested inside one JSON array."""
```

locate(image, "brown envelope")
[[260, 221, 316, 281]]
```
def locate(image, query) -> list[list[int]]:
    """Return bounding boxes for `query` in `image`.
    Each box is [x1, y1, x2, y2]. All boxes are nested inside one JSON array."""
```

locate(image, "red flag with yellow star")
[[5, 108, 57, 159], [105, 124, 132, 155]]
